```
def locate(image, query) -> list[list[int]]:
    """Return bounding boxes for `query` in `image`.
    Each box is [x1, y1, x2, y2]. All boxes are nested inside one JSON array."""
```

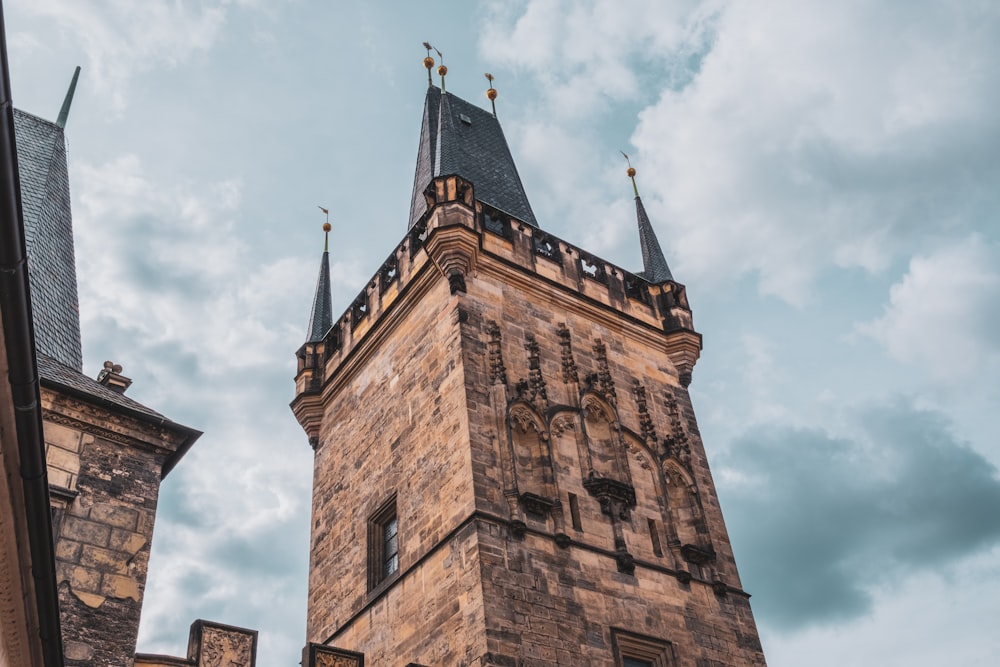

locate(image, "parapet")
[[292, 175, 702, 445]]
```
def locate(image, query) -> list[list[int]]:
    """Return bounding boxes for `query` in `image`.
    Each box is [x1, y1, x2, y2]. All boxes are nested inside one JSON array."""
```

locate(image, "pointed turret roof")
[[635, 195, 673, 283], [408, 86, 537, 229], [306, 232, 333, 343], [623, 162, 673, 283]]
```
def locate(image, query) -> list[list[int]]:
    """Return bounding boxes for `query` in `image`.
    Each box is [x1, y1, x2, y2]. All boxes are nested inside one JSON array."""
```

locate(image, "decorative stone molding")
[[633, 381, 657, 445], [593, 340, 617, 407], [302, 642, 364, 667], [518, 492, 557, 518], [486, 321, 508, 386], [557, 323, 578, 384], [583, 476, 636, 520], [680, 543, 717, 565], [524, 333, 548, 410]]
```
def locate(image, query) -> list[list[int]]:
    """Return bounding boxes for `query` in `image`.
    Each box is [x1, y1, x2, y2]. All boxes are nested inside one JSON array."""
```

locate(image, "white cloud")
[[483, 0, 1000, 303], [16, 0, 228, 113], [857, 235, 1000, 380]]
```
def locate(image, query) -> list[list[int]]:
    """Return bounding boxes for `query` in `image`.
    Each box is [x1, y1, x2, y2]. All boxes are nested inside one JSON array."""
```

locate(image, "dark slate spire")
[[306, 223, 333, 343], [14, 107, 84, 370], [408, 85, 537, 229], [624, 156, 673, 283], [56, 66, 81, 129], [635, 195, 673, 282]]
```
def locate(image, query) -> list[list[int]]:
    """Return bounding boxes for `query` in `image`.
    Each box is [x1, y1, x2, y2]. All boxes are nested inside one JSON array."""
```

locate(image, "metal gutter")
[[0, 2, 65, 664]]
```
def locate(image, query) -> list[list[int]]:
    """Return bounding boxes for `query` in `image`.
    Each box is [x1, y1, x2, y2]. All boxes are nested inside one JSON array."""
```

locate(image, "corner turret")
[[624, 154, 673, 283], [305, 220, 333, 343]]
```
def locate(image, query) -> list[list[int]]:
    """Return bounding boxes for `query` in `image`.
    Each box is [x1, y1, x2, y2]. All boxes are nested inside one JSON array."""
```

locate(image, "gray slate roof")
[[14, 108, 83, 371], [408, 86, 537, 229], [635, 195, 674, 283], [37, 353, 163, 420], [306, 250, 333, 342]]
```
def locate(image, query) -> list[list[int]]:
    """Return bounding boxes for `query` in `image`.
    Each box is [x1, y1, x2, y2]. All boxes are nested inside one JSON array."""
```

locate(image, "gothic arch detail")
[[580, 393, 628, 483], [507, 403, 557, 517], [662, 460, 715, 569]]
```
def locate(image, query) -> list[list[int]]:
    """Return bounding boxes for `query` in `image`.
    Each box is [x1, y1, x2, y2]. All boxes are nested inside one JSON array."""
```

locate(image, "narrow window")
[[383, 514, 399, 577], [647, 518, 663, 557], [368, 495, 399, 590], [568, 493, 582, 531]]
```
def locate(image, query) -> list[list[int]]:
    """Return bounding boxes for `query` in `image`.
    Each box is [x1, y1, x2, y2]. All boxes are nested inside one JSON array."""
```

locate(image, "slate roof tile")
[[13, 108, 83, 370], [408, 86, 537, 229]]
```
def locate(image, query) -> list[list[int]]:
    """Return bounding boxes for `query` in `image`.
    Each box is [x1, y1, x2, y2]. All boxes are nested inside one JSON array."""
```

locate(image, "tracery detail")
[[557, 323, 578, 384], [486, 320, 507, 385], [525, 333, 548, 410], [632, 380, 656, 445], [593, 339, 616, 407], [663, 390, 691, 470]]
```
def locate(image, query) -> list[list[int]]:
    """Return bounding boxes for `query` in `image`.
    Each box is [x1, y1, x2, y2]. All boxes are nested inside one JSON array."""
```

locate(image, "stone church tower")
[[292, 70, 766, 666]]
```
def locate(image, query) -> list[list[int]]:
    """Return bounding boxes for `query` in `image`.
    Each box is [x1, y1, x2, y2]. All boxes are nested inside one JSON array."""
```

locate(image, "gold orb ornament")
[[437, 64, 448, 77], [323, 222, 332, 233], [627, 167, 636, 178], [486, 87, 497, 101], [423, 56, 435, 69]]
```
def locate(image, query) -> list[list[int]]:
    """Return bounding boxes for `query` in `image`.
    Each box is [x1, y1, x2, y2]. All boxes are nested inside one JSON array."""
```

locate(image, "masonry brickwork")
[[293, 175, 766, 666], [42, 384, 198, 666]]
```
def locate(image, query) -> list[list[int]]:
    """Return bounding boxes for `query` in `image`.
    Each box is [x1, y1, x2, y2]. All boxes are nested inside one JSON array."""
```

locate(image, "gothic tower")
[[292, 73, 766, 667]]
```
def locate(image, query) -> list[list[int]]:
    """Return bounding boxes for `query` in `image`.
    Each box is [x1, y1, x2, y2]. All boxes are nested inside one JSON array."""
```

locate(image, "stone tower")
[[291, 81, 767, 666]]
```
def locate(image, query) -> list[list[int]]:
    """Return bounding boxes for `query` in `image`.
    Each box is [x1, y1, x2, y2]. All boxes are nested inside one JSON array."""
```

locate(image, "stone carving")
[[593, 340, 616, 407], [518, 491, 557, 518], [524, 334, 548, 409], [201, 626, 254, 667], [557, 323, 578, 384], [583, 475, 636, 520], [305, 643, 363, 667], [550, 413, 576, 436], [632, 380, 657, 445], [486, 321, 507, 385], [662, 390, 691, 470]]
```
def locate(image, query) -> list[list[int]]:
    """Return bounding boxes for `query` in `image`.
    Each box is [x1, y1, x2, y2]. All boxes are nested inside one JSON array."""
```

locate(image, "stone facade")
[[292, 175, 766, 666], [42, 384, 199, 666]]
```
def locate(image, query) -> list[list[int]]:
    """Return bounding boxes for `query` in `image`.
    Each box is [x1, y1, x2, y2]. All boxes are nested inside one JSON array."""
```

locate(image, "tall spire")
[[306, 217, 333, 343], [623, 153, 673, 283], [408, 52, 537, 229], [55, 66, 81, 129]]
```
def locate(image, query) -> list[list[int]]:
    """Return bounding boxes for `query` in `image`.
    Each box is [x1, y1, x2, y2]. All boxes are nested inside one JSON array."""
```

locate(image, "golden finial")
[[318, 206, 331, 251], [424, 42, 446, 91], [422, 42, 435, 86], [621, 151, 639, 197], [485, 73, 497, 115]]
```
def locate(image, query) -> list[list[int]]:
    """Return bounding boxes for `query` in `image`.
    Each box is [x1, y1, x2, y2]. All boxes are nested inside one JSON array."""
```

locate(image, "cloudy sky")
[[7, 1, 1000, 665]]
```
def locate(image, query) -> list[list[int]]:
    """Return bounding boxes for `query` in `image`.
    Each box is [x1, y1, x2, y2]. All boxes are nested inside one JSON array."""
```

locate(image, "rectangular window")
[[613, 629, 674, 667], [368, 495, 399, 590], [568, 493, 582, 531]]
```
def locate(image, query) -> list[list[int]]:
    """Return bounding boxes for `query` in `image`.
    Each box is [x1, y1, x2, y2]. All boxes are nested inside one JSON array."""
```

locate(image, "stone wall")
[[293, 175, 765, 666], [41, 386, 195, 666]]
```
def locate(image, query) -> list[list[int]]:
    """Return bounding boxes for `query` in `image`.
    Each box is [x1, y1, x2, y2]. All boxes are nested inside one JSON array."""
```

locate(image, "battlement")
[[292, 175, 700, 442]]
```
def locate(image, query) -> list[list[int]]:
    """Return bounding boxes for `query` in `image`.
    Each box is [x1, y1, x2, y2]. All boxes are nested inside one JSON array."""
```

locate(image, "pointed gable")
[[408, 86, 537, 229]]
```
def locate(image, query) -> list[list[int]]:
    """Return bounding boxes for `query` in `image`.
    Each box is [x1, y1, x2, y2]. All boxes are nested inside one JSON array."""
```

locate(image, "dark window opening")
[[568, 493, 582, 531], [613, 629, 674, 667], [368, 495, 399, 590], [648, 518, 663, 557]]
